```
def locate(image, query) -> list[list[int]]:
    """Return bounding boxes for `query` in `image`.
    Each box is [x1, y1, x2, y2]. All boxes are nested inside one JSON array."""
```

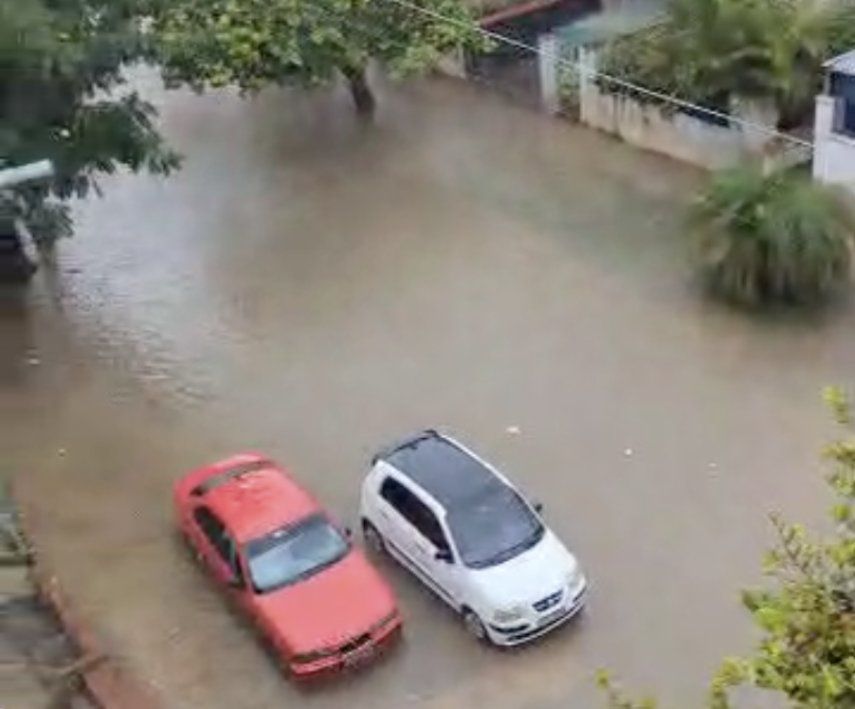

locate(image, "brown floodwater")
[[2, 71, 853, 708]]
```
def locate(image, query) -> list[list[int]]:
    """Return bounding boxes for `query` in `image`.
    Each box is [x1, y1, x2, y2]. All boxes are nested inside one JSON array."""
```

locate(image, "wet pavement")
[[1, 489, 93, 709], [2, 72, 855, 708]]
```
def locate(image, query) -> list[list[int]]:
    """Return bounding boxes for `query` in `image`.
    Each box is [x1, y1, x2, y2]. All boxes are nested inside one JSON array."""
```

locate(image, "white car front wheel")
[[361, 519, 386, 555]]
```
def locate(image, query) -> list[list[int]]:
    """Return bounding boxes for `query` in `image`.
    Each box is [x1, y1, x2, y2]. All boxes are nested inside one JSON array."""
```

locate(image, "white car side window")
[[380, 477, 451, 553]]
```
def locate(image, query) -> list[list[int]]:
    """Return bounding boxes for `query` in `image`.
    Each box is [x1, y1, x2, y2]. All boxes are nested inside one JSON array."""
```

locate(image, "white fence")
[[577, 79, 811, 171], [541, 43, 811, 172]]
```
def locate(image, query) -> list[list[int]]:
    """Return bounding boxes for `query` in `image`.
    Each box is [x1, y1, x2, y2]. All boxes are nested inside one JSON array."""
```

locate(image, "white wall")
[[577, 76, 809, 170], [559, 47, 809, 171], [813, 95, 855, 196], [580, 82, 741, 168]]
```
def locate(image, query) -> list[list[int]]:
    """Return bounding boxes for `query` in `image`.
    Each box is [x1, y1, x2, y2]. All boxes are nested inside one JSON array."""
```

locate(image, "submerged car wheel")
[[362, 520, 386, 555], [463, 609, 488, 643]]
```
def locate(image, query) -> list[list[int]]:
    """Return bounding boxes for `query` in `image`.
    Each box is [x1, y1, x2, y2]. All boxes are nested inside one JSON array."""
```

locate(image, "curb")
[[12, 480, 164, 709]]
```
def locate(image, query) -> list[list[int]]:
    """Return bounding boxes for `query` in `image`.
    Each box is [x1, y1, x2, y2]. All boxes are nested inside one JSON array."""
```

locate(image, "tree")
[[152, 0, 488, 117], [601, 387, 855, 708], [599, 0, 855, 127], [690, 166, 854, 306], [824, 2, 855, 59], [0, 0, 179, 258]]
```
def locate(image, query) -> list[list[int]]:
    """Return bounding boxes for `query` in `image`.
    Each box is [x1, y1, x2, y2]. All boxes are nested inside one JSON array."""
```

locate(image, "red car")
[[174, 453, 402, 679]]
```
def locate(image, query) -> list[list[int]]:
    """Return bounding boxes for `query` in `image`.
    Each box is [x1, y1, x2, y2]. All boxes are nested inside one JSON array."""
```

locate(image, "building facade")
[[813, 50, 855, 195]]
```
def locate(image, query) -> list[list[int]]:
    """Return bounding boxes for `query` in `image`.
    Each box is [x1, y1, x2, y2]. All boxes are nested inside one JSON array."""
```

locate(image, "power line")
[[379, 0, 814, 150]]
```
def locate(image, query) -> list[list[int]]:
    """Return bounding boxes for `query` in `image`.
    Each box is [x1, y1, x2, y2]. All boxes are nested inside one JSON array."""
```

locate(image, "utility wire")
[[378, 0, 815, 149]]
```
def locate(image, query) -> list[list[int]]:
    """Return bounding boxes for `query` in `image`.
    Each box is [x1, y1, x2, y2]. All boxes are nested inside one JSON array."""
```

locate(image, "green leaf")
[[151, 0, 486, 105], [1, 0, 178, 243]]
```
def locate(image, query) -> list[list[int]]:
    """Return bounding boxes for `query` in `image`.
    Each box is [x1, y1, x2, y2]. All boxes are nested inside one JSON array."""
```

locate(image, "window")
[[831, 72, 855, 137], [380, 477, 426, 531], [245, 514, 349, 594], [380, 477, 450, 552], [415, 508, 451, 552], [193, 507, 231, 563], [380, 477, 414, 513], [446, 485, 544, 569], [193, 506, 244, 582], [191, 459, 272, 496], [225, 536, 244, 584]]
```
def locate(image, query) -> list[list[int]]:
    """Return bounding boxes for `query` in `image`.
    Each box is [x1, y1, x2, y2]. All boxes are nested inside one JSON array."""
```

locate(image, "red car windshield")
[[245, 514, 349, 594]]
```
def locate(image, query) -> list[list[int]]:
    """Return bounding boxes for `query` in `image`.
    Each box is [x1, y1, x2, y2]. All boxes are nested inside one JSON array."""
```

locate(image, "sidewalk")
[[1, 492, 93, 709]]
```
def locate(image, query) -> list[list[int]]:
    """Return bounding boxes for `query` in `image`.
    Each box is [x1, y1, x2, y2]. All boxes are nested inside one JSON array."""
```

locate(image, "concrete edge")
[[11, 478, 164, 709]]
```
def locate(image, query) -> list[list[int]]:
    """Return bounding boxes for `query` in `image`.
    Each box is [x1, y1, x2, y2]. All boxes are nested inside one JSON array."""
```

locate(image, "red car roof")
[[202, 462, 321, 543]]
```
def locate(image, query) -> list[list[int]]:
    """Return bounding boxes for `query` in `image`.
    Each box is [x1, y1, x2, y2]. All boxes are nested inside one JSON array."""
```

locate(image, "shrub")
[[691, 167, 855, 305]]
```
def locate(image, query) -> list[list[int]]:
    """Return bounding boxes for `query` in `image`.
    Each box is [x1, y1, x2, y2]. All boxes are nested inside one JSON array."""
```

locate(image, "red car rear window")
[[191, 459, 272, 496]]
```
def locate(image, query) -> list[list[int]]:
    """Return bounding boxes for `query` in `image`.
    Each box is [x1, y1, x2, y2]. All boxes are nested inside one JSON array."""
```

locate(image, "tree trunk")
[[344, 67, 376, 118]]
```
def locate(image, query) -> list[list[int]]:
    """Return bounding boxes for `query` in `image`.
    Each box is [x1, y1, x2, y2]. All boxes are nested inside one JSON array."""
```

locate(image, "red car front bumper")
[[288, 614, 403, 680]]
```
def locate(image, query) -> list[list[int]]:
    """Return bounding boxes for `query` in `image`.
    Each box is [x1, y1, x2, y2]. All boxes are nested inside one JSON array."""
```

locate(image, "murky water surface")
[[2, 73, 853, 708]]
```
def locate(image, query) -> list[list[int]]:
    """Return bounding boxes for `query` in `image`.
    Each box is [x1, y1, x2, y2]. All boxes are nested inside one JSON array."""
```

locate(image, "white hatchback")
[[359, 430, 587, 645]]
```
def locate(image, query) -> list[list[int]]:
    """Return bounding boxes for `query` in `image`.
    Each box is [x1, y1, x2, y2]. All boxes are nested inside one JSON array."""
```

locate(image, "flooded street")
[[2, 72, 855, 708]]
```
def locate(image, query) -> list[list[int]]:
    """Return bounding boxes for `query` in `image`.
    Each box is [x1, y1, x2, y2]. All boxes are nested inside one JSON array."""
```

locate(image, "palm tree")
[[691, 166, 855, 305], [602, 0, 855, 127]]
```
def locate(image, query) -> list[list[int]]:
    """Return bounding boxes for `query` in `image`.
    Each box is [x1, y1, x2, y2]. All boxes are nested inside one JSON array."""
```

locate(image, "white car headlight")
[[567, 567, 585, 591], [492, 606, 525, 623]]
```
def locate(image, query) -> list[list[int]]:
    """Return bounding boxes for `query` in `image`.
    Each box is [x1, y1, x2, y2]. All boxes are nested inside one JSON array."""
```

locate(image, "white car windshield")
[[246, 514, 349, 594], [446, 485, 544, 569]]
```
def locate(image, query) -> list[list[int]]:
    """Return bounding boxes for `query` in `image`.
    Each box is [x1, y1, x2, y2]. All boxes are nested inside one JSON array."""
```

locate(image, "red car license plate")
[[344, 644, 375, 668]]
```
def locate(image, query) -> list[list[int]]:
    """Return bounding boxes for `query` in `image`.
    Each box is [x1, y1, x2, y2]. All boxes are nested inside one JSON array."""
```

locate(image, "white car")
[[359, 430, 587, 646]]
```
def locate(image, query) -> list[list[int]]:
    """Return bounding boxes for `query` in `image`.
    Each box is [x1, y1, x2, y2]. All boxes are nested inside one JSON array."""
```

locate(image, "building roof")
[[825, 49, 855, 76], [380, 431, 503, 509], [476, 0, 566, 26]]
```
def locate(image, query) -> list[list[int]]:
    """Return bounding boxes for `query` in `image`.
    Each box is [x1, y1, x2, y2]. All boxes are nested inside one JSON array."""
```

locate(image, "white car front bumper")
[[485, 581, 588, 646]]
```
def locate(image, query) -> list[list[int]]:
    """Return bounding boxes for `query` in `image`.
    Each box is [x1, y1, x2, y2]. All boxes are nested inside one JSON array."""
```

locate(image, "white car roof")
[[374, 431, 506, 511]]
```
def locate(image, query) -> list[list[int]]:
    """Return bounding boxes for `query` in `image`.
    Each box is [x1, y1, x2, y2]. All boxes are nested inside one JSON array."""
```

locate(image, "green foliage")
[[823, 2, 855, 59], [596, 670, 659, 709], [602, 388, 855, 708], [598, 0, 855, 126], [153, 0, 488, 113], [598, 21, 706, 108], [690, 166, 854, 306], [558, 54, 582, 119], [0, 0, 180, 246], [710, 386, 855, 707]]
